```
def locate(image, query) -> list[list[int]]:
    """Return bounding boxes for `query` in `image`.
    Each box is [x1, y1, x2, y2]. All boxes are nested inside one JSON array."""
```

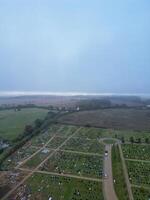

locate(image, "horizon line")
[[0, 91, 150, 97]]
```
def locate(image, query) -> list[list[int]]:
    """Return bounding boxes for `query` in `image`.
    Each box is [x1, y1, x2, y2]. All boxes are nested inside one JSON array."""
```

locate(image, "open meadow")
[[0, 108, 48, 141]]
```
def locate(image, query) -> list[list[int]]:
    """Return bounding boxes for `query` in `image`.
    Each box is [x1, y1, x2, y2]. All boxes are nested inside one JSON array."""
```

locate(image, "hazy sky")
[[0, 0, 150, 93]]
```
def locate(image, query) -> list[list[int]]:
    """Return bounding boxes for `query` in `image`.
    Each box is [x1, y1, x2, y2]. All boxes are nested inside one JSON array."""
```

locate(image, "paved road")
[[103, 144, 118, 200]]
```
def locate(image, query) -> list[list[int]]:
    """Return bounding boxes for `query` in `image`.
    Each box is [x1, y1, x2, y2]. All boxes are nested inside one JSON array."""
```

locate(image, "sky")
[[0, 0, 150, 94]]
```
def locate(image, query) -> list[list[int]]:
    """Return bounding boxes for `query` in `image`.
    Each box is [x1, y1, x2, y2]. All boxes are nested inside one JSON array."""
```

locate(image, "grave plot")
[[1, 145, 38, 170], [75, 127, 105, 139], [9, 173, 104, 200], [122, 144, 150, 161], [55, 125, 79, 137], [48, 124, 64, 133], [46, 136, 67, 149], [132, 186, 150, 200], [0, 169, 29, 199], [61, 137, 104, 154], [40, 151, 103, 178], [30, 130, 55, 147], [126, 160, 150, 187], [23, 149, 53, 169]]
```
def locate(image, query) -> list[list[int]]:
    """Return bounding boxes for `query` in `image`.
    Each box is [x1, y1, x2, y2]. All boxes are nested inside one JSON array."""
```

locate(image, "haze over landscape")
[[1, 1, 150, 200], [0, 0, 150, 94]]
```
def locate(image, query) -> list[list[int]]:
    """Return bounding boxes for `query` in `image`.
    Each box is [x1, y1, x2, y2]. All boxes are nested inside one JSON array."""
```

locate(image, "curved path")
[[103, 144, 118, 200]]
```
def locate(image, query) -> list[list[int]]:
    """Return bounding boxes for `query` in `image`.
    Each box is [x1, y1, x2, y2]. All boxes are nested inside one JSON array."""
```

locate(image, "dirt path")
[[19, 167, 102, 182], [125, 158, 150, 163], [131, 184, 150, 190], [44, 148, 103, 157], [103, 144, 118, 200], [2, 127, 82, 200], [118, 144, 134, 200]]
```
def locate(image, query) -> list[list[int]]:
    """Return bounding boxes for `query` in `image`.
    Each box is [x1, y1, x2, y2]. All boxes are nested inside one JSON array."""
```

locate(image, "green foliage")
[[112, 145, 129, 200]]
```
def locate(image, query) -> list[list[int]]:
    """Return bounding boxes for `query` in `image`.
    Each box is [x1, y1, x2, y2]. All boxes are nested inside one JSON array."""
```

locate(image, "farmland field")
[[58, 108, 150, 131], [0, 108, 48, 141]]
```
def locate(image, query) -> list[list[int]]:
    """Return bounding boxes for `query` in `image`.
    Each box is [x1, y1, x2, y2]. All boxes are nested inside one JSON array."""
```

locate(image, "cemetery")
[[46, 136, 67, 149], [1, 144, 38, 170], [132, 186, 150, 200], [61, 137, 104, 154], [23, 149, 52, 169], [122, 144, 150, 160], [10, 173, 104, 200], [126, 160, 150, 187], [40, 151, 103, 178]]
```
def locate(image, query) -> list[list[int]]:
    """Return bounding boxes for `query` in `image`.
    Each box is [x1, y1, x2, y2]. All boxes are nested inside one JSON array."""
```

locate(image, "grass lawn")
[[0, 108, 48, 141], [12, 173, 104, 200], [112, 145, 129, 200]]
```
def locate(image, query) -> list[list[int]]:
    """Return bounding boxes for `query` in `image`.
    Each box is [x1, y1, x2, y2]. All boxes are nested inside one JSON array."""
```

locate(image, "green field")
[[0, 108, 48, 141], [12, 173, 104, 200], [112, 145, 129, 200]]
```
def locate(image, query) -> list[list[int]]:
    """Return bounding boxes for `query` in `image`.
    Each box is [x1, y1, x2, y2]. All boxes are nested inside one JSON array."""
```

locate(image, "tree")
[[137, 138, 141, 143], [145, 138, 149, 144], [130, 136, 134, 144], [24, 125, 33, 134], [121, 137, 125, 143], [34, 119, 42, 128]]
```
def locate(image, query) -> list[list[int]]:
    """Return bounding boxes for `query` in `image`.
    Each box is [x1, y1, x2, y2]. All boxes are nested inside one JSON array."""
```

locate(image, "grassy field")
[[0, 108, 48, 141], [58, 108, 150, 131], [112, 145, 129, 200], [11, 173, 104, 200]]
